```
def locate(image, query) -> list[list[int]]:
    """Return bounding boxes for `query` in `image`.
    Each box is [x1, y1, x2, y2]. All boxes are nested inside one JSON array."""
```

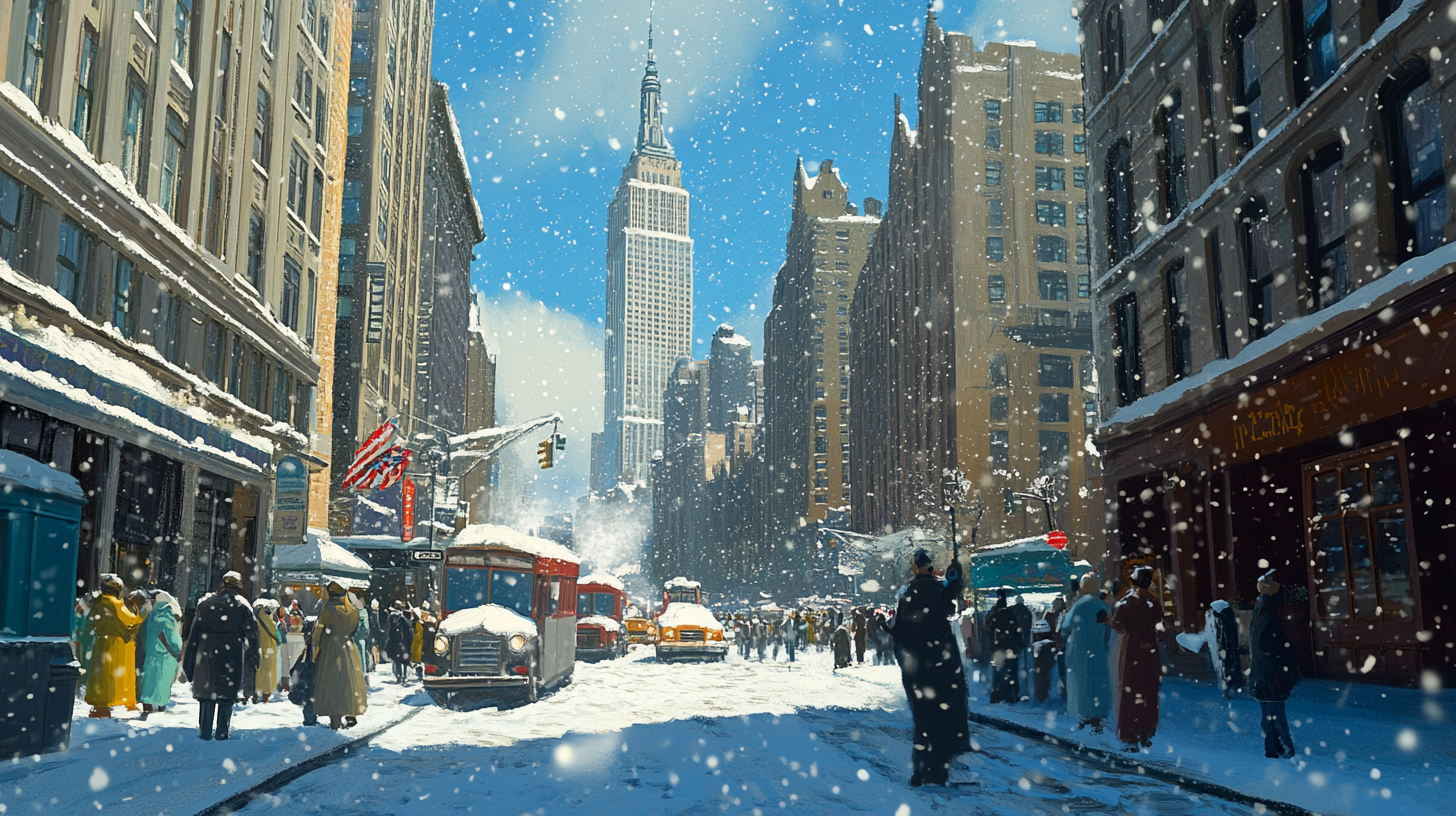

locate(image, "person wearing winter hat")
[[182, 572, 259, 740], [85, 574, 143, 718], [1249, 570, 1300, 758], [138, 590, 183, 718], [1111, 566, 1162, 750], [312, 581, 367, 730]]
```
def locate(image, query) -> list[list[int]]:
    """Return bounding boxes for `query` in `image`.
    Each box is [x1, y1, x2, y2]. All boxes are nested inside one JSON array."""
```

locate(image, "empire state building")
[[594, 28, 694, 490]]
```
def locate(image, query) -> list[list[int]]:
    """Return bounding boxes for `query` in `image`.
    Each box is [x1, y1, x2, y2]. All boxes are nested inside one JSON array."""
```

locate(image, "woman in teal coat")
[[348, 592, 373, 674], [139, 590, 183, 718]]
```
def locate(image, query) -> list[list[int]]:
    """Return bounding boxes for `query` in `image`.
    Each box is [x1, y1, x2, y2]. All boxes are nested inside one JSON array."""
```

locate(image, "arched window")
[[1238, 198, 1275, 339], [1382, 64, 1447, 261], [1101, 6, 1125, 96], [1299, 143, 1347, 310], [1106, 141, 1135, 263], [1157, 90, 1188, 217], [1164, 260, 1192, 381], [1229, 1, 1263, 150]]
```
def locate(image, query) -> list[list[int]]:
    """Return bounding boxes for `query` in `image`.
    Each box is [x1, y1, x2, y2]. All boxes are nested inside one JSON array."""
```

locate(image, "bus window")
[[445, 568, 491, 609], [582, 593, 615, 616], [490, 570, 534, 616], [548, 577, 561, 614]]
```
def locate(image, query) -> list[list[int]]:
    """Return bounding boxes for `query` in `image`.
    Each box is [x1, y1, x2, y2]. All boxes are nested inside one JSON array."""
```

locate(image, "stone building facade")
[[1081, 0, 1456, 685], [763, 159, 879, 536], [850, 16, 1102, 559]]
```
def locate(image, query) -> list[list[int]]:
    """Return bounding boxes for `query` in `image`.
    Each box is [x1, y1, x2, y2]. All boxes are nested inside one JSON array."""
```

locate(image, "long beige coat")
[[312, 596, 367, 717], [255, 612, 281, 696]]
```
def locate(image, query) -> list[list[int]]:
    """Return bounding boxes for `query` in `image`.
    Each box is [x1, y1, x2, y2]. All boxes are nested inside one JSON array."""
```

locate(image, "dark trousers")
[[991, 652, 1021, 704], [393, 660, 409, 683], [199, 701, 234, 740], [1260, 701, 1294, 757]]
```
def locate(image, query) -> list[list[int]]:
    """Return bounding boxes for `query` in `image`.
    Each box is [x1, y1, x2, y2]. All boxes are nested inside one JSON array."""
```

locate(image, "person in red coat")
[[1110, 566, 1162, 751]]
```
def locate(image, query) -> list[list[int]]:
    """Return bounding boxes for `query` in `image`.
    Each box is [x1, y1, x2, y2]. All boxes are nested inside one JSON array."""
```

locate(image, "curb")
[[193, 706, 425, 816], [964, 709, 1319, 816]]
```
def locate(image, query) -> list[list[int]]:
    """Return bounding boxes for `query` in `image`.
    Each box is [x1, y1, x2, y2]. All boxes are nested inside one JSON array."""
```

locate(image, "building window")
[[1301, 143, 1347, 310], [0, 170, 35, 268], [311, 168, 324, 236], [174, 0, 193, 72], [111, 256, 139, 337], [1038, 354, 1073, 388], [1034, 131, 1065, 155], [1308, 450, 1416, 622], [159, 114, 186, 221], [154, 289, 181, 365], [247, 350, 264, 409], [989, 353, 1008, 387], [1075, 203, 1088, 226], [348, 104, 364, 135], [1035, 201, 1067, 227], [1080, 355, 1094, 387], [990, 429, 1009, 468], [1106, 141, 1135, 263], [261, 0, 276, 49], [342, 179, 361, 223], [986, 237, 1005, 262], [302, 0, 317, 35], [985, 99, 1001, 120], [287, 146, 308, 217], [1038, 430, 1070, 480], [254, 87, 271, 168], [352, 32, 370, 66], [293, 59, 314, 111], [1036, 235, 1067, 264], [988, 199, 1005, 227], [985, 127, 1002, 151], [1384, 65, 1447, 261], [1101, 6, 1125, 95], [1073, 133, 1086, 154], [1072, 104, 1085, 124], [1292, 0, 1337, 101], [1158, 90, 1189, 217], [19, 0, 50, 105], [1035, 101, 1063, 123], [55, 218, 94, 306], [1239, 198, 1275, 339], [1230, 1, 1263, 149], [1038, 270, 1068, 301], [1076, 236, 1090, 265], [1035, 166, 1065, 191], [1165, 261, 1192, 381], [72, 27, 99, 144], [990, 395, 1008, 422], [281, 257, 302, 330], [315, 90, 328, 144], [1376, 0, 1406, 21], [985, 161, 1003, 187], [1039, 393, 1069, 423], [1112, 295, 1142, 405], [203, 321, 224, 385], [1077, 272, 1090, 299], [988, 274, 1006, 303], [122, 79, 149, 191], [350, 76, 368, 100], [1073, 166, 1087, 188]]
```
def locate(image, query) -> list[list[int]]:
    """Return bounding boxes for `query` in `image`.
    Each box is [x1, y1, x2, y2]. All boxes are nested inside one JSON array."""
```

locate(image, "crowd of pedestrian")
[[727, 602, 895, 669]]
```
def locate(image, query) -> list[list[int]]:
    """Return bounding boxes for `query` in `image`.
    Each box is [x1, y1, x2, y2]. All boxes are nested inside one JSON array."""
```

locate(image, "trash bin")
[[43, 658, 81, 754], [1032, 638, 1056, 703]]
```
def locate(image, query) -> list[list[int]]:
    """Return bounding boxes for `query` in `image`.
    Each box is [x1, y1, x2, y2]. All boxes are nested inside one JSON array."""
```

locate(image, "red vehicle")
[[424, 524, 580, 709], [575, 573, 627, 661]]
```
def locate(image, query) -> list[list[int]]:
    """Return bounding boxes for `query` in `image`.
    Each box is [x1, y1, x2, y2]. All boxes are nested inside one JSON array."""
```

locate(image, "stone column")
[[173, 463, 200, 602], [92, 439, 121, 576]]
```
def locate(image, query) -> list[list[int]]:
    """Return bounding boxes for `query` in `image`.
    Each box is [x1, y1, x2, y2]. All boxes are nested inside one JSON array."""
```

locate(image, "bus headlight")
[[710, 629, 724, 641], [508, 635, 528, 652], [434, 635, 451, 655], [661, 627, 675, 640]]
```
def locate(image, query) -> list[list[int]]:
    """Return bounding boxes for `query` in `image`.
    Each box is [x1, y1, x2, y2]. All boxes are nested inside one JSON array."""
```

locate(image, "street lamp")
[[940, 468, 968, 561]]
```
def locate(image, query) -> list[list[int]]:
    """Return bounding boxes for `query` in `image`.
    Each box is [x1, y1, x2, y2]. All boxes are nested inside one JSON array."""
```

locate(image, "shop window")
[[1307, 449, 1415, 623], [1107, 141, 1135, 263], [1239, 198, 1275, 338], [1038, 354, 1073, 388], [1383, 65, 1447, 261], [1230, 1, 1264, 149], [1291, 0, 1337, 102], [1165, 260, 1192, 381], [1301, 143, 1347, 309], [1101, 6, 1125, 95], [1158, 90, 1188, 217], [1112, 295, 1142, 405]]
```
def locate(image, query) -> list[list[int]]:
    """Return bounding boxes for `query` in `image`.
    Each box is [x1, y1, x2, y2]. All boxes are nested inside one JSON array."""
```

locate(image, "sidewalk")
[[0, 665, 423, 816], [964, 661, 1450, 816]]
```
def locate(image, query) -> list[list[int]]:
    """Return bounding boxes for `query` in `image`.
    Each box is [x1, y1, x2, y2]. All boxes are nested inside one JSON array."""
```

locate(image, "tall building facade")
[[599, 31, 694, 489], [1081, 0, 1456, 687], [707, 324, 755, 431], [330, 0, 435, 530], [462, 299, 497, 524], [0, 0, 348, 599], [763, 159, 879, 535], [850, 16, 1102, 557]]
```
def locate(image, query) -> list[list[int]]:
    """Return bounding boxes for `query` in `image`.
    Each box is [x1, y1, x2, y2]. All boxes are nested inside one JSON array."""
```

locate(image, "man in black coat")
[[984, 588, 1027, 704], [1249, 571, 1300, 758], [385, 601, 414, 683], [182, 572, 260, 740], [882, 548, 968, 787]]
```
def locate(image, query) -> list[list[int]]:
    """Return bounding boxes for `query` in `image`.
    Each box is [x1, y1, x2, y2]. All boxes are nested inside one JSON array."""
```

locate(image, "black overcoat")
[[182, 588, 261, 702]]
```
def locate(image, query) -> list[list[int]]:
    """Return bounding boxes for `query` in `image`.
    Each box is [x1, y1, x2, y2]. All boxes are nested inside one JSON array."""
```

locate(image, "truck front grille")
[[679, 629, 706, 643], [456, 635, 501, 674], [577, 630, 602, 649]]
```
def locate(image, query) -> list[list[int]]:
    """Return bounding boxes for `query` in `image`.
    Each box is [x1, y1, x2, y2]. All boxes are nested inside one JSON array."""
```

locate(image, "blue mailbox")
[[0, 450, 87, 759]]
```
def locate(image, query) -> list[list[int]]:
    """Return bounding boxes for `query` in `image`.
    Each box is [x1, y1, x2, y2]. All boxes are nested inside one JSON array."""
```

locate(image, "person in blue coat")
[[1060, 575, 1112, 733], [139, 590, 183, 719]]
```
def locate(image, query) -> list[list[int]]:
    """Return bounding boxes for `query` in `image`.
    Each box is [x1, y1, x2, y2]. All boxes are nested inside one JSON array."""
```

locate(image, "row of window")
[[989, 428, 1072, 481], [987, 271, 1092, 304], [985, 234, 1086, 265], [983, 99, 1086, 124]]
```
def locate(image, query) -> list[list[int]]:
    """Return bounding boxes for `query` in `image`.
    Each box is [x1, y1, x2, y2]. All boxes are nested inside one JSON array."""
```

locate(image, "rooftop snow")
[[438, 603, 536, 637], [0, 449, 83, 499], [579, 573, 626, 591], [658, 603, 723, 630], [453, 523, 582, 564], [665, 576, 701, 589], [271, 529, 374, 578], [715, 332, 751, 348]]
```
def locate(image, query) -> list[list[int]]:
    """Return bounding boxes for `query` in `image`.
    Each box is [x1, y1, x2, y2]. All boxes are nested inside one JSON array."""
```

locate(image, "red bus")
[[424, 524, 580, 709], [575, 573, 627, 661]]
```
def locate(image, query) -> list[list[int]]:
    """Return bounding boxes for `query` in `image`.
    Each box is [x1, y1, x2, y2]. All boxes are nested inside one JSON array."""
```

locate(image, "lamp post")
[[940, 468, 969, 561]]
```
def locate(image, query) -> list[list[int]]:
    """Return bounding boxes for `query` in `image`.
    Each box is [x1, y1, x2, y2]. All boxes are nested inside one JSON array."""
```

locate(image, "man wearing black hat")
[[881, 547, 968, 786]]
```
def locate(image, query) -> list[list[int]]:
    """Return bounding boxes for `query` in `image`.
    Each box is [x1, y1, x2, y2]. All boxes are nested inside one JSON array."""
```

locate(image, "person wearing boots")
[[1249, 570, 1301, 758], [1111, 566, 1163, 751], [313, 582, 368, 730], [182, 572, 259, 741], [84, 574, 143, 718]]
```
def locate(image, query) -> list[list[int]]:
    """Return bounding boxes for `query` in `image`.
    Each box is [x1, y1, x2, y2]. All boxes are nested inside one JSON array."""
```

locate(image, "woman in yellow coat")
[[85, 575, 143, 718], [253, 599, 282, 702], [312, 582, 367, 730]]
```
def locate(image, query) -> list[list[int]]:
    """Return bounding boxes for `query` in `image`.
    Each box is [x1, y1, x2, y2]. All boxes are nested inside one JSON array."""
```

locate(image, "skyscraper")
[[598, 23, 694, 489]]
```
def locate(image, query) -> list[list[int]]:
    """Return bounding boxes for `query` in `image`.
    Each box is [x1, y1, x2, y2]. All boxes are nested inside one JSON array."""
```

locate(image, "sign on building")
[[271, 455, 308, 544], [365, 262, 386, 343]]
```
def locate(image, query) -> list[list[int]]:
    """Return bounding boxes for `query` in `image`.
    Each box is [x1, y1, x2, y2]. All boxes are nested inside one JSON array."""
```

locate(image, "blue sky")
[[430, 0, 1079, 508]]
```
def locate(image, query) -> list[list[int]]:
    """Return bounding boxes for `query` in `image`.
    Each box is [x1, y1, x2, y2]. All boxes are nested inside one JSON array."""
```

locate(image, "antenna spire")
[[648, 0, 655, 56]]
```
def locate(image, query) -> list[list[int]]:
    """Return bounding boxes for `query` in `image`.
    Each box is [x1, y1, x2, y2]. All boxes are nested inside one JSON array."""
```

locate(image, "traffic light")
[[537, 439, 554, 469], [554, 433, 566, 451]]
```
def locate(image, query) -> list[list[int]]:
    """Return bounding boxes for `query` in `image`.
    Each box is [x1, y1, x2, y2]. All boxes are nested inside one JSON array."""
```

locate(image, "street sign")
[[271, 455, 308, 545], [411, 550, 443, 562], [1046, 530, 1068, 550], [401, 478, 416, 542]]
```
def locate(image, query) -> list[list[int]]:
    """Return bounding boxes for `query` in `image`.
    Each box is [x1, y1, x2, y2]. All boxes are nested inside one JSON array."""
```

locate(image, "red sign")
[[1046, 530, 1068, 550], [401, 479, 416, 542]]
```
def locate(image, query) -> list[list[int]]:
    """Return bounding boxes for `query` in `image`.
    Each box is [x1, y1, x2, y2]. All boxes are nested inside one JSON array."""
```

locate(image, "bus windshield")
[[667, 587, 698, 605], [581, 592, 617, 617], [445, 567, 535, 617]]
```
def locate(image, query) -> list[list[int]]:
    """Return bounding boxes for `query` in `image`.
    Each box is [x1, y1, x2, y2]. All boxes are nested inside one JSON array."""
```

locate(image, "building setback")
[[0, 0, 349, 599], [850, 15, 1102, 558], [763, 159, 879, 543], [1081, 0, 1456, 688], [598, 27, 694, 490]]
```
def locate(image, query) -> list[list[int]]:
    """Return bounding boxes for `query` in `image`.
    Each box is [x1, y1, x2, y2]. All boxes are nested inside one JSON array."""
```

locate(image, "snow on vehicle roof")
[[658, 603, 723, 631], [665, 576, 701, 589], [972, 536, 1069, 557], [438, 603, 536, 637], [271, 528, 374, 577], [0, 449, 83, 499], [579, 573, 625, 591], [578, 615, 623, 632], [452, 523, 581, 564]]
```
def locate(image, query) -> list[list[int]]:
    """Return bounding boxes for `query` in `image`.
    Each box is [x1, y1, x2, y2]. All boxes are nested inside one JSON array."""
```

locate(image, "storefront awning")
[[271, 528, 373, 585]]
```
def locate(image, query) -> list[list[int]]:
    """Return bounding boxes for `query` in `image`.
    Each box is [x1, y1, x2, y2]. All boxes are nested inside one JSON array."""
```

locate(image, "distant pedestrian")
[[369, 598, 384, 666], [1249, 571, 1300, 759], [755, 618, 768, 661], [853, 609, 868, 664], [1111, 566, 1162, 751], [85, 574, 143, 718], [349, 592, 373, 674], [252, 599, 281, 703], [386, 601, 413, 683], [831, 623, 852, 670], [288, 617, 319, 726], [782, 611, 801, 662], [984, 588, 1025, 704], [182, 572, 259, 741], [138, 590, 183, 719], [881, 548, 968, 787], [1061, 575, 1112, 733], [313, 581, 367, 730], [1043, 596, 1067, 698]]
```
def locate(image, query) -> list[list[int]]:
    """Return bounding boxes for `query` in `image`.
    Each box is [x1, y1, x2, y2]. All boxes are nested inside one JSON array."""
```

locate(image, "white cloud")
[[954, 0, 1080, 55], [473, 291, 603, 515]]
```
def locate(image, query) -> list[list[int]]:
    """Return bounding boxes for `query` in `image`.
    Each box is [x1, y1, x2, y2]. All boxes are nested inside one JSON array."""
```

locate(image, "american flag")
[[341, 417, 399, 489], [352, 446, 412, 491]]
